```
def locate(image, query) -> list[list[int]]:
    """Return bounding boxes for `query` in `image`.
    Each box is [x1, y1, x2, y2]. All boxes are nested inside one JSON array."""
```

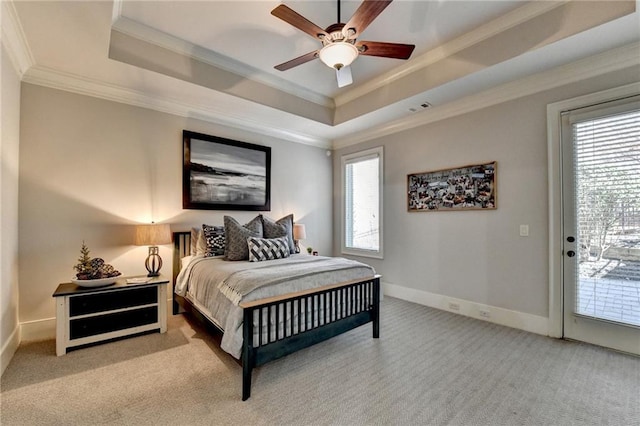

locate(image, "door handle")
[[567, 250, 576, 257]]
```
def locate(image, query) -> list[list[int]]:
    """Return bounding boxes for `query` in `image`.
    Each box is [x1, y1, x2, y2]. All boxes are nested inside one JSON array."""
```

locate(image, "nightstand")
[[52, 276, 169, 356]]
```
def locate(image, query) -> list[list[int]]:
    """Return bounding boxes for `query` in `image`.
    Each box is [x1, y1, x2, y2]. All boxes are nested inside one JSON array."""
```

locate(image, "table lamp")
[[293, 223, 306, 254], [135, 223, 172, 276]]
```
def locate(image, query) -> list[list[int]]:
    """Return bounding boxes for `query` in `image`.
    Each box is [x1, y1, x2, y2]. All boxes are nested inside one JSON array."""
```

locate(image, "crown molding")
[[22, 65, 331, 149], [110, 16, 334, 109], [18, 40, 638, 153], [332, 42, 640, 150], [1, 0, 35, 77], [111, 0, 123, 24], [334, 0, 567, 107]]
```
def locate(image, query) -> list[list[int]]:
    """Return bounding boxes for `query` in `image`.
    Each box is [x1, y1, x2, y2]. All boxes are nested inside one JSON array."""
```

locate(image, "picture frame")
[[407, 161, 496, 212], [183, 130, 271, 211]]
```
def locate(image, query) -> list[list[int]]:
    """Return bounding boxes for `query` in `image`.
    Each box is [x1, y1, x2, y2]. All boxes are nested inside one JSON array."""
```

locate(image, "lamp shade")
[[318, 42, 358, 70], [293, 224, 307, 240], [135, 224, 172, 246]]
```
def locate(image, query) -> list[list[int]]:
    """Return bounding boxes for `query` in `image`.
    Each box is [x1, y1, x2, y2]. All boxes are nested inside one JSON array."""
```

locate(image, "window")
[[341, 147, 383, 258], [571, 105, 640, 267]]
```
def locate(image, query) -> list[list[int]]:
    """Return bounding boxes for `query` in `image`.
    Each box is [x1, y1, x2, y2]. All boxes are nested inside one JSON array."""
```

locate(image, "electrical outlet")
[[448, 302, 460, 311], [479, 309, 490, 318]]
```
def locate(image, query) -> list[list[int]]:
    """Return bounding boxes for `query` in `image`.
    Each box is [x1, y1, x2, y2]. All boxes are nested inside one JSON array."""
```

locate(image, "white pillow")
[[190, 227, 208, 256], [195, 230, 207, 255], [180, 255, 194, 270]]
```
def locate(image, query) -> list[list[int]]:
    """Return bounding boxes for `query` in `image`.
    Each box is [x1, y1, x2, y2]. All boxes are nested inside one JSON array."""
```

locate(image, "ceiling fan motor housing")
[[320, 23, 356, 46]]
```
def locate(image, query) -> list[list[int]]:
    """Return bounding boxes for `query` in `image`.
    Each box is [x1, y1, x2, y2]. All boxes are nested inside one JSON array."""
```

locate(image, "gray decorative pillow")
[[248, 236, 290, 262], [224, 215, 263, 261], [261, 214, 295, 254], [202, 224, 225, 257]]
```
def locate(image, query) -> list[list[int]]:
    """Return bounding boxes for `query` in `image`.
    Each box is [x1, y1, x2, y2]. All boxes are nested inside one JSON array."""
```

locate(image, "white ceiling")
[[8, 1, 640, 148]]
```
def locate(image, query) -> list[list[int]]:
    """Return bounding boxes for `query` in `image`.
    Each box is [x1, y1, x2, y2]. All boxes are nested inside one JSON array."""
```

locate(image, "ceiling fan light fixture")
[[318, 42, 358, 70]]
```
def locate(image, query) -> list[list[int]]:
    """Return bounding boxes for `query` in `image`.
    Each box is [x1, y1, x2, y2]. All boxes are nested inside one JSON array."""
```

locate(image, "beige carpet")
[[1, 297, 638, 425]]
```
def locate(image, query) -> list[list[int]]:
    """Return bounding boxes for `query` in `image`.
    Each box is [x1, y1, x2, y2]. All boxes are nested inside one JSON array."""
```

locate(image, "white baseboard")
[[1, 325, 21, 375], [16, 292, 547, 350], [383, 282, 549, 336], [20, 317, 56, 342]]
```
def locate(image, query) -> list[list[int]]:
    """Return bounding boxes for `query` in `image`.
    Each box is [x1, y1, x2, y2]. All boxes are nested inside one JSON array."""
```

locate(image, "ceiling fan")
[[271, 0, 415, 88]]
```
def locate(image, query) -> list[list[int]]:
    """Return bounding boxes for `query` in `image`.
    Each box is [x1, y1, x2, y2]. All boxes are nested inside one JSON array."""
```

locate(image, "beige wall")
[[18, 84, 332, 329], [333, 66, 640, 321], [1, 45, 22, 372]]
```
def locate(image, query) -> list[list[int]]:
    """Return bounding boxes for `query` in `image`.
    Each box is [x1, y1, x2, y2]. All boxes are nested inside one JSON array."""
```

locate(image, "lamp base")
[[145, 246, 163, 277]]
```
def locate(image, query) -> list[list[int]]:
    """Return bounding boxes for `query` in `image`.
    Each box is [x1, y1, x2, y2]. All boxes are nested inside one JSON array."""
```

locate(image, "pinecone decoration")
[[73, 243, 121, 280]]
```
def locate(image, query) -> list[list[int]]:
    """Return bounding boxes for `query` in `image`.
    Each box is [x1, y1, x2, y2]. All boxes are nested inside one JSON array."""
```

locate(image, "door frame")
[[546, 82, 640, 338]]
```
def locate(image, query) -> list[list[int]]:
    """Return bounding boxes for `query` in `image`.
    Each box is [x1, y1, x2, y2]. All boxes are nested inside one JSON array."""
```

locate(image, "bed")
[[172, 231, 381, 400]]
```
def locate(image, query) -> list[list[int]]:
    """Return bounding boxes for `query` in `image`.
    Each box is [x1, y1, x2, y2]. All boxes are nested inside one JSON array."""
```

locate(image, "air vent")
[[408, 102, 432, 113]]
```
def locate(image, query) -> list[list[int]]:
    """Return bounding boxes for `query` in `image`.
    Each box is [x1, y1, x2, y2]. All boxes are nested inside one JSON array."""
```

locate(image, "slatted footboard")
[[172, 231, 380, 401], [240, 275, 380, 400]]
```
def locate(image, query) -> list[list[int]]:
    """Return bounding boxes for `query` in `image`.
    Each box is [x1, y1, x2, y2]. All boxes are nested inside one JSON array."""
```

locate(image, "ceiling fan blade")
[[271, 4, 328, 40], [336, 66, 353, 88], [274, 50, 319, 71], [356, 41, 415, 59], [343, 0, 393, 39]]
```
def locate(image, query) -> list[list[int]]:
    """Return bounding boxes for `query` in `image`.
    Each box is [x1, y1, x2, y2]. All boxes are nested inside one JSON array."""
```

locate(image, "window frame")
[[340, 146, 384, 259]]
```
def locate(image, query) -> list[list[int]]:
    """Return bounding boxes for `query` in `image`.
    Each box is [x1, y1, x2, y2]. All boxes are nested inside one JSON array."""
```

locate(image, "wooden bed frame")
[[172, 231, 380, 400]]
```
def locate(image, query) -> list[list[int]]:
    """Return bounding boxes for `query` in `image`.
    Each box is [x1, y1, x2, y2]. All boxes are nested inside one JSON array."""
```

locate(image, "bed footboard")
[[239, 275, 380, 401]]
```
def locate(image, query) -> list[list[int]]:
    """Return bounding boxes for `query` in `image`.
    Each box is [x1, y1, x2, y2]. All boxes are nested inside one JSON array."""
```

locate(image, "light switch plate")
[[520, 225, 529, 237]]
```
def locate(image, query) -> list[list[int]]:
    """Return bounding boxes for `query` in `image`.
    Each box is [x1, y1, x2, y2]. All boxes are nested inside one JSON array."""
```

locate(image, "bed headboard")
[[172, 231, 191, 285]]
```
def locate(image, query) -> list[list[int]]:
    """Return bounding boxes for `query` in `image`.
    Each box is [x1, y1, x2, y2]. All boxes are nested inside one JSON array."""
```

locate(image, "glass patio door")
[[561, 96, 640, 355]]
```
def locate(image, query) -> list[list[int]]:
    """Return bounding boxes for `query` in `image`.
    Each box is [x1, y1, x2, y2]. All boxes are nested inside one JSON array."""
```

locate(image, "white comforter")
[[175, 254, 375, 358]]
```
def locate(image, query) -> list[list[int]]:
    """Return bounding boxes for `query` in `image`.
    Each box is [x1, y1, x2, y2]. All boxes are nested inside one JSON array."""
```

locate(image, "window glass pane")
[[573, 108, 640, 326], [345, 156, 379, 251]]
